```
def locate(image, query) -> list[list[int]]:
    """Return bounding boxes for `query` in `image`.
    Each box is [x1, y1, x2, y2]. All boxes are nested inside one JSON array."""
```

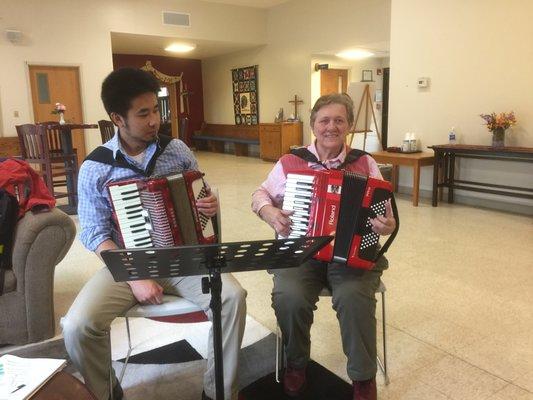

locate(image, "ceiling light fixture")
[[335, 49, 374, 60], [165, 43, 196, 53]]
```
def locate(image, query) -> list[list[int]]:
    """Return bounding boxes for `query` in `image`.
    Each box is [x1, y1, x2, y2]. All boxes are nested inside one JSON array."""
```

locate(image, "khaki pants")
[[62, 267, 247, 400], [272, 257, 387, 381]]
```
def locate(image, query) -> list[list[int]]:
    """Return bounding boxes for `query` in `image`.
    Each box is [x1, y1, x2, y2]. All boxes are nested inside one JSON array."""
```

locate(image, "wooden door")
[[320, 69, 348, 95], [28, 65, 86, 163]]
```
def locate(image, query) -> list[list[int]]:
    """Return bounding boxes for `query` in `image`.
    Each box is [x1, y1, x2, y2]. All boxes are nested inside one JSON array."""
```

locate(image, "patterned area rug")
[[9, 317, 351, 400]]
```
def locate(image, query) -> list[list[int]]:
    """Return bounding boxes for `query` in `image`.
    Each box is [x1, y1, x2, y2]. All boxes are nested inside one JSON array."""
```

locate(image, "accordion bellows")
[[107, 170, 216, 249]]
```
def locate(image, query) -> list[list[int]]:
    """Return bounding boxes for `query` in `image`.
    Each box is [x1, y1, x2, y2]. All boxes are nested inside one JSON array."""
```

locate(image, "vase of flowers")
[[479, 111, 516, 148], [491, 127, 505, 147], [52, 103, 67, 125]]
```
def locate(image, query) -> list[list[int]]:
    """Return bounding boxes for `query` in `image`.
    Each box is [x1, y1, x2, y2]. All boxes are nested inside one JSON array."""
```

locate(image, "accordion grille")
[[139, 190, 175, 247]]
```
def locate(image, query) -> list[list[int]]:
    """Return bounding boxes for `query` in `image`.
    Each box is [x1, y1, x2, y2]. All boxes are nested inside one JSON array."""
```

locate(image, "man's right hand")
[[259, 205, 293, 237], [127, 280, 163, 305]]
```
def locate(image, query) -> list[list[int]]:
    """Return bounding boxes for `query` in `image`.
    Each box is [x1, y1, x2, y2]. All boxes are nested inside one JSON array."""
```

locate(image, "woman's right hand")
[[259, 205, 293, 237]]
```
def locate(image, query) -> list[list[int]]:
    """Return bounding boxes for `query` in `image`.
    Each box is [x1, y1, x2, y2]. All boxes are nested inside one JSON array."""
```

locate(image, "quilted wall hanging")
[[232, 65, 259, 125]]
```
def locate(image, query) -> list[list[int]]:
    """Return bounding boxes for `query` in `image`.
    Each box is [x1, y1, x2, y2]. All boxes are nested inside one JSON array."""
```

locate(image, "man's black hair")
[[101, 68, 160, 117]]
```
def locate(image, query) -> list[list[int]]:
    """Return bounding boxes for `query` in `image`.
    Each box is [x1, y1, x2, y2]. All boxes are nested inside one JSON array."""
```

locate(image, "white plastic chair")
[[116, 295, 208, 383]]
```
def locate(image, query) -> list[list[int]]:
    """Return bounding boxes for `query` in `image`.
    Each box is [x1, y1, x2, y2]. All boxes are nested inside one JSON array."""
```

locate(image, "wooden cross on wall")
[[289, 95, 303, 119]]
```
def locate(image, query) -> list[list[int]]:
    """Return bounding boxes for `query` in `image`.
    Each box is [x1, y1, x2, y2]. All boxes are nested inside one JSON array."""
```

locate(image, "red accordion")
[[282, 169, 399, 270], [107, 170, 217, 249]]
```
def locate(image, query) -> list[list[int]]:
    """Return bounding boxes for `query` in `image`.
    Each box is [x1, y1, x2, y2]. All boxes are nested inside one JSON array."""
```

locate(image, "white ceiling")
[[314, 41, 391, 59], [111, 32, 264, 60], [111, 1, 289, 59], [111, 2, 389, 60]]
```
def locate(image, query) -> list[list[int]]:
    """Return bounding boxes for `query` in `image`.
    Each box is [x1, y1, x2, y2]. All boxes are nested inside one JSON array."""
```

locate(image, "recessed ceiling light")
[[335, 49, 374, 59], [165, 43, 196, 53]]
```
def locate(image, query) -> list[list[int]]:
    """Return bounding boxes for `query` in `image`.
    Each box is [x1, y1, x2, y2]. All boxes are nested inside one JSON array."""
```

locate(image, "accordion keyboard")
[[108, 183, 153, 248], [283, 173, 315, 238]]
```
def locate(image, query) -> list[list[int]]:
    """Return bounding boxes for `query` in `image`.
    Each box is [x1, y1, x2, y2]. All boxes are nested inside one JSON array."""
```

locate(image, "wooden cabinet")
[[259, 122, 303, 161]]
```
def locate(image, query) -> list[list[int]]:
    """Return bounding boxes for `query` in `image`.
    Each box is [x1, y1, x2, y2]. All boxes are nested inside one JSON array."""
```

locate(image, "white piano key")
[[287, 174, 315, 182], [285, 182, 314, 190], [111, 197, 142, 210]]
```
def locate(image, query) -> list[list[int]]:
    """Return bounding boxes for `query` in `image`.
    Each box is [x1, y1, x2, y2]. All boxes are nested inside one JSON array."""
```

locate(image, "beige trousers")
[[62, 267, 247, 400]]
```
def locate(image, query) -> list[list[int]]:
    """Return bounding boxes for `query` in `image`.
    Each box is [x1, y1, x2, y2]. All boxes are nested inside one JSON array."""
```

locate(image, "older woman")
[[252, 93, 396, 400]]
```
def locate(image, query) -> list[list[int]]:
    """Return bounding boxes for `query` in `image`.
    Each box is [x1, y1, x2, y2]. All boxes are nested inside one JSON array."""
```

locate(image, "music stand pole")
[[203, 259, 225, 398]]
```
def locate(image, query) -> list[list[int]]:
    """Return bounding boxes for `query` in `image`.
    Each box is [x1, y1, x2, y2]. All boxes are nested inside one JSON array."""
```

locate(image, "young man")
[[62, 68, 246, 400]]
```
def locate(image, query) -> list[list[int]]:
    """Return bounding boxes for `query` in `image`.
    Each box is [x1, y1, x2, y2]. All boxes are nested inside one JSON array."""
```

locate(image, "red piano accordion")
[[282, 169, 399, 270], [107, 170, 217, 249]]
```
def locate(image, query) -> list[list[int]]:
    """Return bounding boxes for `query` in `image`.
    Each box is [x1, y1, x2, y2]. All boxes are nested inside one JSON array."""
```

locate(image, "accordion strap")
[[84, 134, 172, 176], [372, 193, 400, 262], [289, 147, 370, 170]]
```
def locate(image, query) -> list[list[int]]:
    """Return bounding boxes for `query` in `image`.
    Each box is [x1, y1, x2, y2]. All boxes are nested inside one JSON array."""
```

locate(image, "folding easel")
[[347, 84, 382, 151]]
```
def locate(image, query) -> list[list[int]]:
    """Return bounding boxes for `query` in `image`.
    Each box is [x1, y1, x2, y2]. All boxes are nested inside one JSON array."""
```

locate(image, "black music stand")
[[101, 236, 332, 400]]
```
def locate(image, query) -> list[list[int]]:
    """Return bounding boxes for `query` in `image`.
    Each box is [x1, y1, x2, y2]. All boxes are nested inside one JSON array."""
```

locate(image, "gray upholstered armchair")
[[0, 208, 75, 345]]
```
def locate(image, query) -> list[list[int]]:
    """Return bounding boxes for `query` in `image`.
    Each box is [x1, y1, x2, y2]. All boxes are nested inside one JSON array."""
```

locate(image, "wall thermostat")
[[417, 77, 429, 88]]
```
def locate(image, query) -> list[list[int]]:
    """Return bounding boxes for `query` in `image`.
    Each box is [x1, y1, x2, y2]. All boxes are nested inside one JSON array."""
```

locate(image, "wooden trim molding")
[[141, 60, 182, 84], [0, 137, 21, 157]]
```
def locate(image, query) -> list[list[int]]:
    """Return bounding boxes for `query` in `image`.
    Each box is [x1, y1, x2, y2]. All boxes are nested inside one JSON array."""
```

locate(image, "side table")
[[371, 151, 435, 206]]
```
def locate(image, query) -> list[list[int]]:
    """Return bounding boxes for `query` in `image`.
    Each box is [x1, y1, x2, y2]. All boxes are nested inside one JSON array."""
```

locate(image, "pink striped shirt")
[[251, 142, 382, 215]]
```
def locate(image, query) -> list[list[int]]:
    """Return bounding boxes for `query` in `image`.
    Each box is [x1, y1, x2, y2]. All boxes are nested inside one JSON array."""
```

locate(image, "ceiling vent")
[[162, 11, 191, 27]]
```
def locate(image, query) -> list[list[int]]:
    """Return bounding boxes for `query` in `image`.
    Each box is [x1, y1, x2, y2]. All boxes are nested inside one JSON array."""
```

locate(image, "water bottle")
[[409, 133, 418, 151], [448, 127, 456, 144], [402, 133, 410, 152]]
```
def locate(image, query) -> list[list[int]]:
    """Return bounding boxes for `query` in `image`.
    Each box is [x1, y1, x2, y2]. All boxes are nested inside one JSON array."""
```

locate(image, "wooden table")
[[428, 144, 533, 206], [33, 371, 97, 400], [371, 151, 435, 206]]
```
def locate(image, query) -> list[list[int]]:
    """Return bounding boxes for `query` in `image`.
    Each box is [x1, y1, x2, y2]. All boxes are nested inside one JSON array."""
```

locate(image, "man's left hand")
[[370, 200, 396, 236], [196, 190, 218, 217]]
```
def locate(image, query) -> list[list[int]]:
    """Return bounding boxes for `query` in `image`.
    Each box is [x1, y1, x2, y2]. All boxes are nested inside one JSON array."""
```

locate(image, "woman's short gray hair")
[[310, 93, 355, 127]]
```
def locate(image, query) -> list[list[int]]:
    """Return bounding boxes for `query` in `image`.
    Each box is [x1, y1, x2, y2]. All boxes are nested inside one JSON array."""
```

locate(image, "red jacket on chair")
[[0, 158, 56, 218]]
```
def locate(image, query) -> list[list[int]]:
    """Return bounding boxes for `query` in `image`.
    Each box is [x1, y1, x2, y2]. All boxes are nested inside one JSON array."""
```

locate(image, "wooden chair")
[[15, 123, 78, 200], [179, 117, 189, 141], [98, 120, 115, 143]]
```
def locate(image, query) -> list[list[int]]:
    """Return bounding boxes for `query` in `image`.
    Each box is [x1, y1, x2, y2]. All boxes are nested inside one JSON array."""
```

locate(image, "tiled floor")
[[50, 151, 533, 399]]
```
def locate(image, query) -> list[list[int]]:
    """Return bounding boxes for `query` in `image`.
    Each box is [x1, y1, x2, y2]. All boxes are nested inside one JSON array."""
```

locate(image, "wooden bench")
[[193, 123, 259, 156]]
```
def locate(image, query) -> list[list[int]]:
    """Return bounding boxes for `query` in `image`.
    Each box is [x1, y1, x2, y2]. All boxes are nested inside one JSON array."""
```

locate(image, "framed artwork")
[[232, 65, 259, 125], [362, 69, 373, 82]]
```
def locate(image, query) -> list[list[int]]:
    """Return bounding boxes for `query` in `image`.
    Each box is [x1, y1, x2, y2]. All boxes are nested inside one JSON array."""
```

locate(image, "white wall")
[[0, 0, 267, 151], [389, 0, 533, 208], [202, 0, 391, 144], [309, 55, 389, 151]]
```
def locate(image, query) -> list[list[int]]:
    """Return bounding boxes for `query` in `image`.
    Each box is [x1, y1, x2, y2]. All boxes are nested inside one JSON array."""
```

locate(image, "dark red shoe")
[[283, 365, 307, 397], [352, 378, 377, 400]]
